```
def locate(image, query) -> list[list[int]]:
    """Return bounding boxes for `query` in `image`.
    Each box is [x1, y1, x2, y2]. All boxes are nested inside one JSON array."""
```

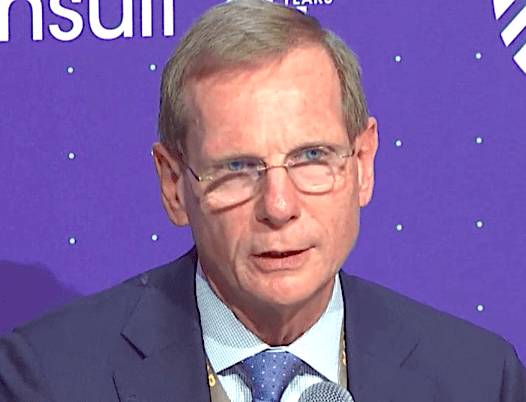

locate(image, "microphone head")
[[298, 381, 355, 402]]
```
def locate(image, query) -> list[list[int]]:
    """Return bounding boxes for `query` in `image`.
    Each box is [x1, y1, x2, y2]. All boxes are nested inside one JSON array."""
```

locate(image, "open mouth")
[[257, 249, 307, 258], [251, 247, 312, 270]]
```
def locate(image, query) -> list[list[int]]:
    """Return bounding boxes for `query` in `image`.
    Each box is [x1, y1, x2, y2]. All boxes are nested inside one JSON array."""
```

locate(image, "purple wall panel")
[[1, 0, 525, 363]]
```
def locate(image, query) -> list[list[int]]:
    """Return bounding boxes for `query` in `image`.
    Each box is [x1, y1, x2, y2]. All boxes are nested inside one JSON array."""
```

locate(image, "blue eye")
[[305, 149, 321, 160], [226, 159, 258, 172], [300, 148, 328, 161], [227, 160, 244, 171]]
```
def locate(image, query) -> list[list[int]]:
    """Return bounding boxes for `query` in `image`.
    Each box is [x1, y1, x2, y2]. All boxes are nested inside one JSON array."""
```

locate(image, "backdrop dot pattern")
[[0, 0, 524, 362]]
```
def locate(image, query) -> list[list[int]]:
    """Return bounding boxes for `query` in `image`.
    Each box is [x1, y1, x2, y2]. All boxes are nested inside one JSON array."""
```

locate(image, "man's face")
[[154, 45, 378, 312]]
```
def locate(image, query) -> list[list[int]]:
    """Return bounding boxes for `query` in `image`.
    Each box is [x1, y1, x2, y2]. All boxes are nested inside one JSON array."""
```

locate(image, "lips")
[[257, 249, 307, 258], [251, 247, 312, 270]]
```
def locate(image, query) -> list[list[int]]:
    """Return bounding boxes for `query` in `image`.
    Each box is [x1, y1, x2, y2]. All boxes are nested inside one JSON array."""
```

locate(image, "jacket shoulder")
[[342, 273, 512, 350], [341, 273, 526, 400], [10, 247, 196, 344], [0, 249, 196, 401]]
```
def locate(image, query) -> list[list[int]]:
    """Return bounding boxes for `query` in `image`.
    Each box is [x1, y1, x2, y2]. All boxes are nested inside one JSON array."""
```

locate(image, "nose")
[[255, 166, 301, 228]]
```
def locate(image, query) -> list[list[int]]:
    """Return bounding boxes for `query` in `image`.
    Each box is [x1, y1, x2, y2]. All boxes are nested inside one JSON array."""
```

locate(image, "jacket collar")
[[113, 246, 437, 402], [341, 273, 438, 401], [113, 245, 211, 402]]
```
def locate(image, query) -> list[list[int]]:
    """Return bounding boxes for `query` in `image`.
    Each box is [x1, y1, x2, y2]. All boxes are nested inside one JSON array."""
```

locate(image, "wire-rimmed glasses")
[[176, 145, 356, 209]]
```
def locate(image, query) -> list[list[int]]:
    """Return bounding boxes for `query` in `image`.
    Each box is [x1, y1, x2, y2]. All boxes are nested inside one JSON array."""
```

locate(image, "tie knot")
[[238, 351, 304, 402]]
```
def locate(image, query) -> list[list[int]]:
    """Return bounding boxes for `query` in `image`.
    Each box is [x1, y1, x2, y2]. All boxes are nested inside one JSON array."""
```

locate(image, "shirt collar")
[[195, 259, 344, 383]]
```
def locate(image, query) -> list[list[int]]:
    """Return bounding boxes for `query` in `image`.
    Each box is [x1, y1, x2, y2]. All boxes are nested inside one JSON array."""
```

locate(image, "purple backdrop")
[[1, 0, 525, 362]]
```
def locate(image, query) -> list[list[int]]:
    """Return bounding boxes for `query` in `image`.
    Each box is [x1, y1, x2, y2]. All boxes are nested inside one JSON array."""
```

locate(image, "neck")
[[206, 273, 335, 346]]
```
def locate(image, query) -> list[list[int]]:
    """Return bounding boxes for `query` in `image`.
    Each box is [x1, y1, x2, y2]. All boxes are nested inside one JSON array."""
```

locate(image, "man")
[[0, 1, 524, 401]]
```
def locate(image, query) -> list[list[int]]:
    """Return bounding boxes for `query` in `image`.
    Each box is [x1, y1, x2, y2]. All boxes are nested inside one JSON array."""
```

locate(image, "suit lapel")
[[112, 249, 439, 401], [341, 273, 438, 402], [113, 246, 211, 402]]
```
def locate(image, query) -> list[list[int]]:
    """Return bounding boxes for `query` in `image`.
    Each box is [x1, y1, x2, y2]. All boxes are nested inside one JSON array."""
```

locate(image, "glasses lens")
[[289, 162, 335, 193], [203, 173, 255, 208], [199, 150, 347, 208]]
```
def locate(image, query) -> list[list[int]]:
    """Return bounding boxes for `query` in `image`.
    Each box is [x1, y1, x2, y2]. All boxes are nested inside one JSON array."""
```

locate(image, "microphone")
[[298, 381, 355, 402]]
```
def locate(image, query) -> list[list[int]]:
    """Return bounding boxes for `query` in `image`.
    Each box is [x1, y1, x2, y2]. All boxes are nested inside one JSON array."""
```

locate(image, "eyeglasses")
[[176, 145, 356, 209]]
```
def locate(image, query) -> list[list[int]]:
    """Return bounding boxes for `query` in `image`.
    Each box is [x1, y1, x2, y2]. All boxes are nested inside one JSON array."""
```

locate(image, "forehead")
[[185, 45, 348, 161]]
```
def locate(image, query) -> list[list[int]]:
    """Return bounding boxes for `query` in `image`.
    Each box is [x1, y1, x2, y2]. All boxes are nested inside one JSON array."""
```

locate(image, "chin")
[[253, 273, 328, 308]]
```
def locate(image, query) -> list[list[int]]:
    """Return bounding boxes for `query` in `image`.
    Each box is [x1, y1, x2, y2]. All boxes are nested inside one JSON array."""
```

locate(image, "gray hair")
[[158, 0, 369, 156]]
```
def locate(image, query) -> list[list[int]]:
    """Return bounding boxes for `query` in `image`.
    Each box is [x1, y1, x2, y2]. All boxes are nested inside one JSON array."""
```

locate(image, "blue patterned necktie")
[[238, 350, 304, 402]]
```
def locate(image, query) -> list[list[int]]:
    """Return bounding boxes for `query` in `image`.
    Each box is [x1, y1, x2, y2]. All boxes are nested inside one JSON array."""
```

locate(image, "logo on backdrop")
[[226, 0, 335, 14], [0, 0, 175, 43], [493, 0, 526, 74], [0, 0, 336, 43]]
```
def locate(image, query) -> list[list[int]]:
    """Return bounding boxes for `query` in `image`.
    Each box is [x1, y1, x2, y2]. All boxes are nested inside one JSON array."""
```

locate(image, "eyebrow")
[[206, 140, 344, 165]]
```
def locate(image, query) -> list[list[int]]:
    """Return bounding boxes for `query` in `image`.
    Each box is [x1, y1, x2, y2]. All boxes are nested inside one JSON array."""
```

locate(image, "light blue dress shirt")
[[195, 259, 345, 402]]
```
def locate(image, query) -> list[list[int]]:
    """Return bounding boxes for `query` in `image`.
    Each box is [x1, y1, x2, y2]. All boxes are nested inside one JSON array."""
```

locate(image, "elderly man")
[[1, 1, 525, 401]]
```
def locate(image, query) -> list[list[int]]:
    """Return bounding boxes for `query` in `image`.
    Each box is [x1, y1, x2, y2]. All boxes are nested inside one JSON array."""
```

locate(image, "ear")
[[152, 142, 190, 226], [355, 117, 379, 207]]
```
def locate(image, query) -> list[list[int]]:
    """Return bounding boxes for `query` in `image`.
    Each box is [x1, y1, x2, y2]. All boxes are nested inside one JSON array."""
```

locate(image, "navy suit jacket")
[[1, 246, 525, 401]]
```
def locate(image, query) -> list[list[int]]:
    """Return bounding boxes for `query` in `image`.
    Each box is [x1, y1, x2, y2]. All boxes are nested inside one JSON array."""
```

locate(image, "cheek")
[[218, 209, 252, 245], [193, 207, 252, 260], [319, 182, 360, 258]]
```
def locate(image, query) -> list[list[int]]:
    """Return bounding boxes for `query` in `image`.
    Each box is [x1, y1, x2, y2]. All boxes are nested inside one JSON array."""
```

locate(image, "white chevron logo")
[[493, 0, 526, 74]]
